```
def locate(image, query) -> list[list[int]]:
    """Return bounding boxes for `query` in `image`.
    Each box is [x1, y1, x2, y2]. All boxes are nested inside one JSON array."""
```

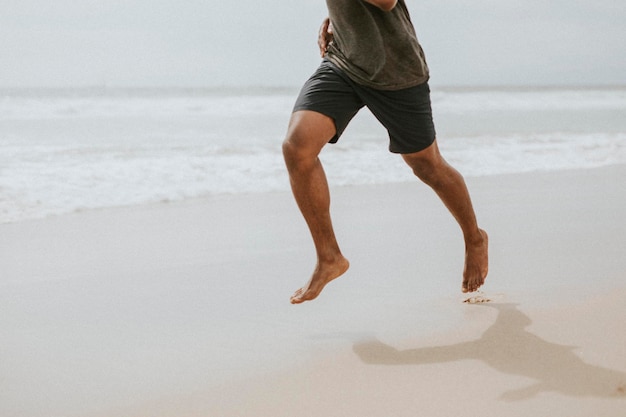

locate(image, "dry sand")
[[1, 165, 625, 417]]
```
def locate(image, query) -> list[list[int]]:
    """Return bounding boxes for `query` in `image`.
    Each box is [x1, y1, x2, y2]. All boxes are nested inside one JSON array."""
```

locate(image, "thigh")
[[293, 60, 365, 143], [285, 110, 338, 157]]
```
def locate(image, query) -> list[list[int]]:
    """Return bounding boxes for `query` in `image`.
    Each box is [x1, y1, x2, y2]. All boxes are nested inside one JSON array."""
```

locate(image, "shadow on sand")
[[353, 303, 626, 401]]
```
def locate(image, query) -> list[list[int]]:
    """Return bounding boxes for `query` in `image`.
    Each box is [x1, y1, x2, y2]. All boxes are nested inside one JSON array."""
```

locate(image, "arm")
[[318, 17, 334, 57], [362, 0, 397, 11]]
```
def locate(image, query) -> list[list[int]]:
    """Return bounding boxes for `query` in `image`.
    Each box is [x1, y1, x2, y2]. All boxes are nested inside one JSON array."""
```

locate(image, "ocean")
[[1, 86, 625, 224]]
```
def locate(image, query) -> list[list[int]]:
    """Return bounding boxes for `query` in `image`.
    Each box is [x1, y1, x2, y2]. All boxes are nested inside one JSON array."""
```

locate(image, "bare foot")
[[462, 229, 489, 293], [290, 256, 350, 304]]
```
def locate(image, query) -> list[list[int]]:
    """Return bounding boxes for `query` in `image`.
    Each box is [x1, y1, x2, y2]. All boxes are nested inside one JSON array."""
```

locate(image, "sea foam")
[[1, 87, 625, 223]]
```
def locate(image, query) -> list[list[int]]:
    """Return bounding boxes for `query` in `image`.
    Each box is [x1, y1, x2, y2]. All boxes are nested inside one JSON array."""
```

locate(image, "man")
[[282, 0, 489, 304]]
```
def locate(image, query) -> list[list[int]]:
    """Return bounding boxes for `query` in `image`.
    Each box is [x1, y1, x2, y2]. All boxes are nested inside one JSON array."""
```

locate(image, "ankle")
[[465, 228, 486, 247], [317, 252, 345, 265]]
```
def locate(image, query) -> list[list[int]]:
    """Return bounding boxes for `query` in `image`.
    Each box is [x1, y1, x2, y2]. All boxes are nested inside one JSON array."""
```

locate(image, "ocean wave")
[[1, 87, 625, 223], [1, 132, 624, 224]]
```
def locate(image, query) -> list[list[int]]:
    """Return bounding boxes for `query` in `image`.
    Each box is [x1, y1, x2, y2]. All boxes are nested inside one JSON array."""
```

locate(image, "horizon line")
[[1, 83, 625, 94]]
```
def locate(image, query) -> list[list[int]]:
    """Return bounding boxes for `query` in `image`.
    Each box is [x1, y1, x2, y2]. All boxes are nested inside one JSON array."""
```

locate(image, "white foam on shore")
[[1, 87, 625, 223]]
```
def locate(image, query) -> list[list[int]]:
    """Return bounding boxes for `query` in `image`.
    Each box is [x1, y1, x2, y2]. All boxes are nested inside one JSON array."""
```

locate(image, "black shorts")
[[293, 59, 436, 154]]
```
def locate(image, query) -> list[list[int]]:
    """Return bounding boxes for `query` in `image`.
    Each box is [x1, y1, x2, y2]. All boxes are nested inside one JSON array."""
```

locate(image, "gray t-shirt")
[[325, 0, 429, 90]]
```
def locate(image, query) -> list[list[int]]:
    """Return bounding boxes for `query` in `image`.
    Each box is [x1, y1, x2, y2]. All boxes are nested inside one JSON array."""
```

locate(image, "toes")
[[290, 288, 306, 304], [462, 279, 475, 293], [462, 279, 482, 293], [290, 294, 306, 304]]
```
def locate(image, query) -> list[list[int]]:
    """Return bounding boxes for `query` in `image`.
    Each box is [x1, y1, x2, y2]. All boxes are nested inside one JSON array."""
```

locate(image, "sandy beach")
[[1, 164, 625, 417]]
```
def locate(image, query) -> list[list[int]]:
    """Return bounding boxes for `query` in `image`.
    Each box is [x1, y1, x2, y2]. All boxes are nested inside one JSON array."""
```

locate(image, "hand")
[[318, 17, 334, 57], [362, 0, 397, 11]]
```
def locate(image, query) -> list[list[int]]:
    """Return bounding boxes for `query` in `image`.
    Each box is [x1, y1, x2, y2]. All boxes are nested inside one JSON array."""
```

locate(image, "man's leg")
[[282, 110, 350, 304], [402, 140, 489, 293]]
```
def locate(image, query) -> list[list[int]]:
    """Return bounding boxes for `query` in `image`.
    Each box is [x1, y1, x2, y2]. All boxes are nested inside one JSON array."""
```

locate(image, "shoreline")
[[1, 165, 625, 416], [2, 162, 625, 227]]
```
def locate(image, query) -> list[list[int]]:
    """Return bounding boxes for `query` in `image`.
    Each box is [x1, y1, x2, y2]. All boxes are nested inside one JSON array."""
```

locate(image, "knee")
[[281, 137, 294, 159], [282, 136, 315, 171], [412, 161, 440, 186], [402, 141, 452, 185], [404, 153, 448, 187], [282, 137, 300, 164], [282, 111, 334, 170]]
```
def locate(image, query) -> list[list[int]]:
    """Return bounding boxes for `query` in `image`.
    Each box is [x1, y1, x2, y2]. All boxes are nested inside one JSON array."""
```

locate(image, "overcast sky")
[[1, 0, 625, 88]]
